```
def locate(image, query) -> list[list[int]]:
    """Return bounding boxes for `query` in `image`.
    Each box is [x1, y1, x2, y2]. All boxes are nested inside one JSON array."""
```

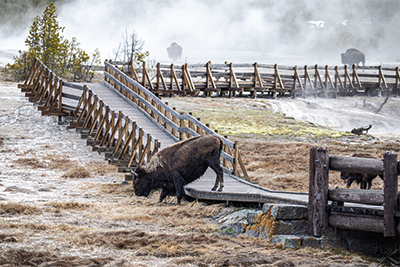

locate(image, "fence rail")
[[308, 147, 399, 237], [110, 60, 400, 98]]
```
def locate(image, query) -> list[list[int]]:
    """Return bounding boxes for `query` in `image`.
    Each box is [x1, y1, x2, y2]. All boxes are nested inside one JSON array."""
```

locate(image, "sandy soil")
[[0, 56, 390, 266]]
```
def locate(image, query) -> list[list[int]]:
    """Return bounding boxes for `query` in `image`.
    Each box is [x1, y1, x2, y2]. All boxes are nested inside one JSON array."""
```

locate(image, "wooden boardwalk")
[[68, 82, 308, 206], [21, 57, 308, 206]]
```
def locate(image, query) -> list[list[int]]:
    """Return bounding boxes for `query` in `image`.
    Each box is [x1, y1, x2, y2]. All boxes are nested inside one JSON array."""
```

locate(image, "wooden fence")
[[110, 60, 400, 98], [18, 57, 65, 116], [308, 147, 399, 237], [104, 60, 249, 179], [18, 57, 160, 169]]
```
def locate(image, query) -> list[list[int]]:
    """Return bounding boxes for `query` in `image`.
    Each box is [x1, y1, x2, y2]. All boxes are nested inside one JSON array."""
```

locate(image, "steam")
[[1, 0, 400, 65]]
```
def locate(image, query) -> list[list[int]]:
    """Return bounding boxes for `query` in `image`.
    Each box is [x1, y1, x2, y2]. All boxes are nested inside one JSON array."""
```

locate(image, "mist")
[[1, 0, 400, 65]]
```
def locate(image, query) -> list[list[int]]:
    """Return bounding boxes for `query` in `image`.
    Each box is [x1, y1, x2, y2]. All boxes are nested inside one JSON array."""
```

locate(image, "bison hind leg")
[[209, 162, 224, 192]]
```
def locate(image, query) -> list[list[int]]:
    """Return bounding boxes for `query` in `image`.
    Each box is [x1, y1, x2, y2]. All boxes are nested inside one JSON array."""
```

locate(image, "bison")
[[341, 48, 365, 69], [132, 135, 224, 204], [340, 153, 383, 189], [167, 42, 182, 61]]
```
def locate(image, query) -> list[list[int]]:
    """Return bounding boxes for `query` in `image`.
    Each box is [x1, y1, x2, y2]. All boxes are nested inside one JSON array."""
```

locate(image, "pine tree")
[[5, 2, 100, 82]]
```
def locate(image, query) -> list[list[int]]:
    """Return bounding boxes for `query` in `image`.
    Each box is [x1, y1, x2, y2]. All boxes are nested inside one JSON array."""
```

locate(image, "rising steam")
[[1, 0, 400, 65]]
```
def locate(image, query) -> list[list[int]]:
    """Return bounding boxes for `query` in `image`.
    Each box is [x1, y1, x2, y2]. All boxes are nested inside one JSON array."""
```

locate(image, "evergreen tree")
[[6, 2, 100, 82]]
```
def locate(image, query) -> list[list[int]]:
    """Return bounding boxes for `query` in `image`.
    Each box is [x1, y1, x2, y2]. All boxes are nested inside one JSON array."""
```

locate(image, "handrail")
[[104, 60, 248, 179]]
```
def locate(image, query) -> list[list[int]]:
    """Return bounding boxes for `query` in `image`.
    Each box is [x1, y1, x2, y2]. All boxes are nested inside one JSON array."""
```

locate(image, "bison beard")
[[132, 135, 224, 204], [340, 153, 383, 189]]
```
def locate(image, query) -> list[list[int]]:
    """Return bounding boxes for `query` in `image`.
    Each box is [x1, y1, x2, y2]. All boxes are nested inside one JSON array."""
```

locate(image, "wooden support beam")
[[329, 214, 384, 234], [328, 188, 383, 206], [329, 155, 383, 175], [383, 152, 398, 237], [308, 147, 329, 237]]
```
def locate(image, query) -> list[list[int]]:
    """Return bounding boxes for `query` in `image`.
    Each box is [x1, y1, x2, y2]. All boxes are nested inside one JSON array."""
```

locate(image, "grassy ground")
[[0, 77, 393, 266], [165, 96, 400, 192]]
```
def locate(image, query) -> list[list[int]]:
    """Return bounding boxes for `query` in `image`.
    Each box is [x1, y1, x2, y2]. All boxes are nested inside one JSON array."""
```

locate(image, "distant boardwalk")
[[107, 60, 400, 99]]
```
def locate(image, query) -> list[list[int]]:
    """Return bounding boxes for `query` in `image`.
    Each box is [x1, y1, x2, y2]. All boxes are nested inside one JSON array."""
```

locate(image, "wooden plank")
[[328, 188, 383, 206], [329, 214, 384, 233], [308, 147, 329, 237], [383, 152, 398, 237], [329, 155, 383, 175]]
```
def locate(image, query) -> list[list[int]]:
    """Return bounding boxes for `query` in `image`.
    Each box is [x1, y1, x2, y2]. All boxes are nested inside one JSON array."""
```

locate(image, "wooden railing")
[[104, 60, 249, 180], [66, 84, 160, 170], [112, 60, 400, 98], [308, 147, 399, 237], [18, 57, 65, 116], [19, 57, 160, 170]]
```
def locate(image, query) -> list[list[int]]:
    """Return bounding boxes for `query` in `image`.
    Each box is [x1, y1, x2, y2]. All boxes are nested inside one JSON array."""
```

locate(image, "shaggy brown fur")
[[133, 135, 224, 204]]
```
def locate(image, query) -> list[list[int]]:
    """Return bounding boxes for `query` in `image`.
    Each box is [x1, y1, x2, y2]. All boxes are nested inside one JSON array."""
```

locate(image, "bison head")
[[132, 166, 152, 197]]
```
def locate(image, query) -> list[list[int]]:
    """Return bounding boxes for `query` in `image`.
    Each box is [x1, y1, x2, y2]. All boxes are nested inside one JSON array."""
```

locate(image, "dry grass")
[[0, 202, 42, 215], [0, 248, 112, 267], [46, 201, 93, 210], [13, 155, 75, 170], [70, 229, 373, 266], [235, 138, 388, 192], [62, 166, 91, 178], [83, 183, 226, 232]]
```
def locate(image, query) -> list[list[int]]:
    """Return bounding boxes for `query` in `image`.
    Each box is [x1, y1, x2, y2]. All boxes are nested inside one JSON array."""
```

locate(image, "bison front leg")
[[158, 189, 170, 203], [172, 172, 187, 205]]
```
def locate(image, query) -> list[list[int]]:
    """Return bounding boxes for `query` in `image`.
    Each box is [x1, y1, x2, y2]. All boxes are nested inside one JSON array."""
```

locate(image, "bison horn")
[[132, 171, 138, 178]]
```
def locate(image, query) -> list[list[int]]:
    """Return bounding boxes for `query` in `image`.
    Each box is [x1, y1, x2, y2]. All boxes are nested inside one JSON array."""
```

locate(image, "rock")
[[220, 222, 244, 236], [246, 210, 263, 224], [266, 204, 308, 220], [271, 235, 302, 249]]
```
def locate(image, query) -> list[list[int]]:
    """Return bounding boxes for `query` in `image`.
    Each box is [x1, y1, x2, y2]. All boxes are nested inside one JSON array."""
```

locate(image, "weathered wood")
[[329, 154, 383, 175], [329, 214, 384, 233], [308, 147, 329, 237], [383, 152, 398, 237], [328, 188, 384, 205]]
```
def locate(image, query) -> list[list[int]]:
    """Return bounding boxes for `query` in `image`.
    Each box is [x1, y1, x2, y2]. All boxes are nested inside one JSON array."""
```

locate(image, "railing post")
[[395, 66, 399, 96], [142, 61, 146, 87], [303, 65, 308, 98], [146, 133, 151, 163], [57, 79, 63, 113], [344, 65, 348, 96], [156, 62, 161, 92], [233, 141, 239, 176], [196, 118, 203, 135], [383, 152, 398, 237], [138, 128, 143, 161], [171, 107, 178, 137], [170, 63, 174, 92], [179, 112, 185, 140], [308, 147, 329, 237], [223, 136, 229, 168]]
